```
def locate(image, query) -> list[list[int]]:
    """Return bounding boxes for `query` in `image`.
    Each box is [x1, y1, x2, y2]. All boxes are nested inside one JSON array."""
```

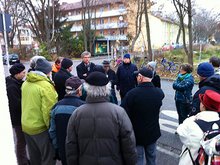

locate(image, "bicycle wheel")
[[170, 63, 179, 74]]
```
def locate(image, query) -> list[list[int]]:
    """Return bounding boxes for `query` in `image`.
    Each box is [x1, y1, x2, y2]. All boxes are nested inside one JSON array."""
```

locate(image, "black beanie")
[[85, 71, 109, 86], [35, 58, 52, 74], [9, 63, 25, 76], [61, 58, 73, 69]]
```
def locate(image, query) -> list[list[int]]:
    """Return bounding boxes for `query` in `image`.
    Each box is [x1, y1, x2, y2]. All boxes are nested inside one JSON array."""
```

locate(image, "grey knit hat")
[[35, 58, 52, 74]]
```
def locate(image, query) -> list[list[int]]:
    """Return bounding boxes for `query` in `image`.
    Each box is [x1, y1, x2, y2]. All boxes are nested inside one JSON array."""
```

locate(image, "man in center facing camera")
[[121, 67, 164, 165], [66, 71, 137, 165]]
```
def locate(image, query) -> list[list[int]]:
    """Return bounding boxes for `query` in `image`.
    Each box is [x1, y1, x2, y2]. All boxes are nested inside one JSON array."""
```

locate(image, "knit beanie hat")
[[85, 71, 109, 86], [9, 63, 25, 76], [30, 55, 45, 69], [147, 61, 157, 71], [35, 58, 52, 74], [123, 53, 130, 59], [61, 58, 73, 69], [134, 67, 153, 78], [197, 62, 214, 78]]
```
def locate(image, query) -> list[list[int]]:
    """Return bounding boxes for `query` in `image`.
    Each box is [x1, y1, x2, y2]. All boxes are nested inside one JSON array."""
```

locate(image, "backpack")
[[188, 119, 220, 165]]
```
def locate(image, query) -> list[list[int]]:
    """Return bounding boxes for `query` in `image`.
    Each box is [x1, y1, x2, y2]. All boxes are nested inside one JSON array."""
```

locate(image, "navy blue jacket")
[[173, 74, 194, 103], [121, 82, 164, 146], [191, 74, 220, 115], [54, 68, 72, 100], [76, 62, 96, 80], [49, 94, 85, 165], [116, 62, 138, 97]]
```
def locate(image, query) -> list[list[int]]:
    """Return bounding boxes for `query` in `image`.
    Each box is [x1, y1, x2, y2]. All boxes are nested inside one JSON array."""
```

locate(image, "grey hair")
[[65, 89, 76, 95], [30, 56, 45, 69], [83, 82, 111, 97], [81, 51, 91, 58]]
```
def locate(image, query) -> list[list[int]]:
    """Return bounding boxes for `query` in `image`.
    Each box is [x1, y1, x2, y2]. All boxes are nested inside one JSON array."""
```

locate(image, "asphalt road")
[[3, 58, 199, 165]]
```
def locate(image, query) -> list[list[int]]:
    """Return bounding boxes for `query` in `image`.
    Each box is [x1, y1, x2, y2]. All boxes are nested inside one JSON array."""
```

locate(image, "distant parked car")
[[162, 43, 174, 51], [173, 43, 183, 49], [3, 53, 20, 65]]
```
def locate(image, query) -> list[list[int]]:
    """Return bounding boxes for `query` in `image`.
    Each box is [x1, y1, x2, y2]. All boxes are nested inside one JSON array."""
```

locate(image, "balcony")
[[64, 8, 127, 22], [97, 35, 128, 41], [70, 22, 128, 32]]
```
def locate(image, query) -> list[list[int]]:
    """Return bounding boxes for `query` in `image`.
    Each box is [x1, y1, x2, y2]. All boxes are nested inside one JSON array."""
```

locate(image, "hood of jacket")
[[26, 71, 51, 84], [203, 74, 220, 91]]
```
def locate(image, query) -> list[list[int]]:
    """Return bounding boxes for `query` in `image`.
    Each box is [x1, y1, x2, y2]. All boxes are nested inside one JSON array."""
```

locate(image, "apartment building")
[[61, 0, 186, 55], [61, 0, 128, 56]]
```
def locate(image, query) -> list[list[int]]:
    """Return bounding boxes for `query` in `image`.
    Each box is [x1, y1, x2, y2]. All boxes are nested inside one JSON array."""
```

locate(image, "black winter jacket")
[[116, 62, 138, 97], [6, 76, 23, 126], [121, 82, 165, 146], [66, 96, 137, 165], [191, 74, 220, 115], [76, 62, 96, 79], [54, 68, 72, 100]]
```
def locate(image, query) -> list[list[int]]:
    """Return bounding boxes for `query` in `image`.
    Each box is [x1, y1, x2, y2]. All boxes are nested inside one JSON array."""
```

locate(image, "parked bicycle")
[[158, 57, 179, 74]]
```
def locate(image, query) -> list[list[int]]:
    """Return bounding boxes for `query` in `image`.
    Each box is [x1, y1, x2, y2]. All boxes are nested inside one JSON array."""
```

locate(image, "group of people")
[[172, 56, 220, 164], [5, 49, 220, 165], [6, 51, 163, 165]]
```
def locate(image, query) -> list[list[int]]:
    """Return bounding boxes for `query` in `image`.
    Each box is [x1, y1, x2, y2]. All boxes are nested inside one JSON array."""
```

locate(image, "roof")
[[60, 0, 123, 11]]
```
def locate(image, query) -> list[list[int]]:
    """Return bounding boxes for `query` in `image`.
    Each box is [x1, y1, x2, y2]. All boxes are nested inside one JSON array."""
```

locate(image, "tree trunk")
[[176, 26, 181, 44], [144, 0, 153, 61], [187, 0, 193, 66]]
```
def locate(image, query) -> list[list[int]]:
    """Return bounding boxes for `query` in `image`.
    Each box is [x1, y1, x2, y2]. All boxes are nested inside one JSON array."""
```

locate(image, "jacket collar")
[[86, 96, 110, 103], [137, 82, 154, 87], [60, 68, 72, 76]]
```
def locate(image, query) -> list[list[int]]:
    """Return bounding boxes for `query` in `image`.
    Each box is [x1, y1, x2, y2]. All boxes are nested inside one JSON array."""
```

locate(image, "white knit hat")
[[147, 61, 157, 71]]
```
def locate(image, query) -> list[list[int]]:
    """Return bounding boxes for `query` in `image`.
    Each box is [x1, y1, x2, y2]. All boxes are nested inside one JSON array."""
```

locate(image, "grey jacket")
[[66, 96, 137, 165]]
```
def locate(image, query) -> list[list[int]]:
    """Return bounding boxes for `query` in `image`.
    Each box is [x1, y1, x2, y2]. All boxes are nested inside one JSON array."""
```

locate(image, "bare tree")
[[193, 9, 220, 43], [173, 0, 193, 65], [144, 0, 153, 61], [127, 0, 144, 52]]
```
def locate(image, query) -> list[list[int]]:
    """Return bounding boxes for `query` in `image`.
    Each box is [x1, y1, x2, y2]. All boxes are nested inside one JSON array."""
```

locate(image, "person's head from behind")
[[199, 90, 220, 112], [61, 58, 73, 72], [179, 64, 193, 75], [34, 58, 52, 76], [65, 76, 84, 96], [55, 57, 63, 66], [29, 55, 45, 71], [102, 60, 110, 72], [134, 67, 153, 84], [81, 51, 91, 64], [9, 63, 26, 80], [147, 61, 157, 72], [84, 71, 111, 97], [123, 54, 131, 64], [197, 62, 214, 81], [209, 56, 220, 68]]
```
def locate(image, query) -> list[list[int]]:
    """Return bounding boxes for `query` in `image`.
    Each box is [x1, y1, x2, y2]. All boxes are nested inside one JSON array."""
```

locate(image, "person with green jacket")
[[22, 58, 58, 165]]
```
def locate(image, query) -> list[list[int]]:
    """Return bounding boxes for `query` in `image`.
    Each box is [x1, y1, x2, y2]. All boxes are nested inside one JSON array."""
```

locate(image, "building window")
[[100, 7, 104, 12], [100, 18, 104, 24], [107, 4, 111, 10], [119, 29, 124, 35], [119, 4, 125, 10], [100, 30, 104, 36]]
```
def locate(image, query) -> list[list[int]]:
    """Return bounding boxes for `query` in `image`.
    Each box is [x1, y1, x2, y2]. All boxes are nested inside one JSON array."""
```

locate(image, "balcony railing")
[[70, 22, 128, 32], [64, 8, 127, 22], [97, 35, 127, 41]]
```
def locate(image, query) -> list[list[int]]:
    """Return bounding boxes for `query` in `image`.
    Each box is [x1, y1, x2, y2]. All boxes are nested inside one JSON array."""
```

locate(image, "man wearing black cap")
[[49, 76, 85, 165], [22, 58, 57, 165], [54, 58, 73, 100], [121, 67, 164, 165], [6, 63, 29, 165], [116, 53, 138, 100], [76, 51, 96, 79], [66, 71, 137, 165]]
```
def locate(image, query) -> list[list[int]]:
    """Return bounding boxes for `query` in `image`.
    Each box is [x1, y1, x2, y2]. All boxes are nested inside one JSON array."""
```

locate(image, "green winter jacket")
[[22, 72, 58, 135]]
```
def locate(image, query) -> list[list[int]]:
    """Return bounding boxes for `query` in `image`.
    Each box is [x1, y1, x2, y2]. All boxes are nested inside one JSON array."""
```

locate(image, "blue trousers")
[[136, 143, 156, 165]]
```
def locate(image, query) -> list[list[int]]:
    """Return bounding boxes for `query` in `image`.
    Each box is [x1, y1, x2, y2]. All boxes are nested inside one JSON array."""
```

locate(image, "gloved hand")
[[53, 149, 61, 160]]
